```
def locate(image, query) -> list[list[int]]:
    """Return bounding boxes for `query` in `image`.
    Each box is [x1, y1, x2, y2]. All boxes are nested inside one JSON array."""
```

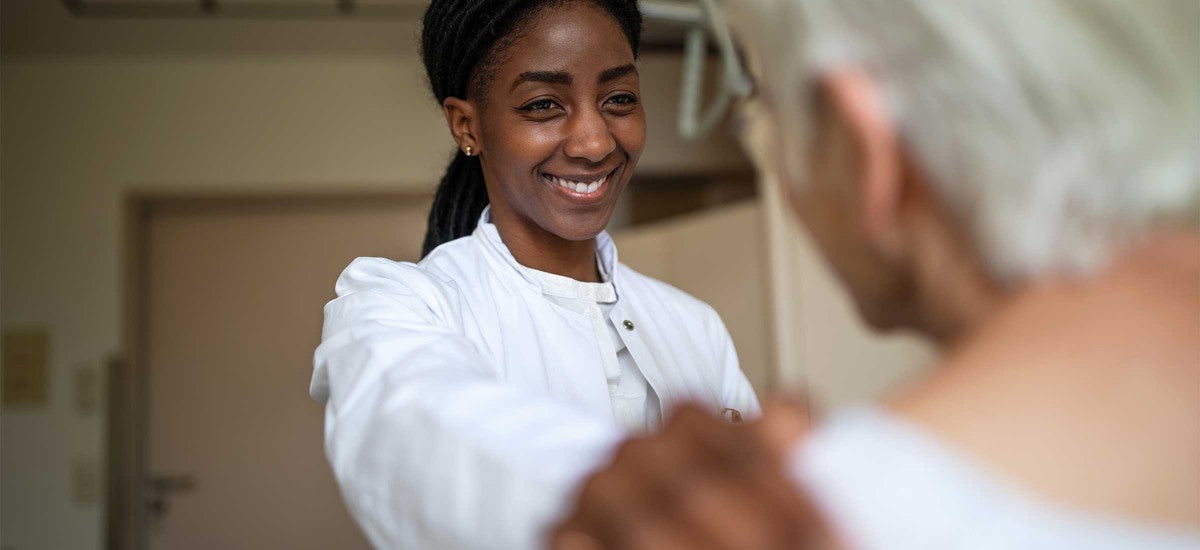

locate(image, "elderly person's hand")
[[550, 400, 834, 550]]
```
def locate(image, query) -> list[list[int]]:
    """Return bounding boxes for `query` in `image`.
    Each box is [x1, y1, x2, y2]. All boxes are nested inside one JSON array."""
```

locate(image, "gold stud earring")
[[465, 145, 473, 156]]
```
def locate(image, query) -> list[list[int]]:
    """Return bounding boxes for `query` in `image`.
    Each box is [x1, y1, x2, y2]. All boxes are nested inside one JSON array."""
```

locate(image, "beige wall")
[[0, 48, 749, 550]]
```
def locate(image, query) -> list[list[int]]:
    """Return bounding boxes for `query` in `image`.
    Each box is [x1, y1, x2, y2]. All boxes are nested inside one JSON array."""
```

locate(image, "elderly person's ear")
[[820, 69, 908, 257]]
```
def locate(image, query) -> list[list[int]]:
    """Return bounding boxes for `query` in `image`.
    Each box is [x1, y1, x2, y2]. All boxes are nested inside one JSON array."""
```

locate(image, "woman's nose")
[[563, 107, 616, 163]]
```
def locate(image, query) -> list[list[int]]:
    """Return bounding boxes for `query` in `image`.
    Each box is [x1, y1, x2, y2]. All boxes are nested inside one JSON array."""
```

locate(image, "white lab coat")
[[311, 209, 760, 549]]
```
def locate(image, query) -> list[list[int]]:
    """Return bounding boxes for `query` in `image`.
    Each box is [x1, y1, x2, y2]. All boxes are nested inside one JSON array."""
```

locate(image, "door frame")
[[108, 190, 429, 550]]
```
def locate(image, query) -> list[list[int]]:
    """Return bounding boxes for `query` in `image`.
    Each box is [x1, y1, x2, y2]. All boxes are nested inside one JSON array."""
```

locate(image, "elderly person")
[[553, 0, 1199, 548]]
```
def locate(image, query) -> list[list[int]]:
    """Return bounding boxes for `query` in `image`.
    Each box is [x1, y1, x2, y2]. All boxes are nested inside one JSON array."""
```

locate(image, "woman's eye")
[[607, 94, 638, 106], [520, 99, 558, 112]]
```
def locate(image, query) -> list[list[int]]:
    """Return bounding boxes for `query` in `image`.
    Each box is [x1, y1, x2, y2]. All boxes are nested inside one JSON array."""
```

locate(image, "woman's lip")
[[546, 170, 614, 182], [543, 166, 620, 201]]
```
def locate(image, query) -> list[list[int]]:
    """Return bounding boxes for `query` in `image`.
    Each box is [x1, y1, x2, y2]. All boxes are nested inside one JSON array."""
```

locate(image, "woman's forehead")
[[493, 3, 635, 84]]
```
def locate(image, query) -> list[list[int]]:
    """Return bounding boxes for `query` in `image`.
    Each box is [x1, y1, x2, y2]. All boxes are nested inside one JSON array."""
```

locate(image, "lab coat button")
[[623, 319, 635, 331]]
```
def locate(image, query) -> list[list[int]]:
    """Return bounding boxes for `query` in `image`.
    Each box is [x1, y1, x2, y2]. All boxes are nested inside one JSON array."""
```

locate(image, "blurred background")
[[0, 1, 932, 548]]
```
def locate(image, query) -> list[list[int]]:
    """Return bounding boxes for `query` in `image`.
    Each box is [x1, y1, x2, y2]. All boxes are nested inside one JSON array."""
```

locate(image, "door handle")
[[145, 474, 198, 522]]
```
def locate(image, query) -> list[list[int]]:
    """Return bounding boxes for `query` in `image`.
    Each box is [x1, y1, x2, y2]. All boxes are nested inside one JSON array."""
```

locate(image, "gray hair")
[[727, 0, 1199, 281]]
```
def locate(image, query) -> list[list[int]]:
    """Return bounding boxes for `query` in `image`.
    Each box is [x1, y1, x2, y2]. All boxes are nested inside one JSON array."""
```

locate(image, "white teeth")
[[550, 174, 607, 194]]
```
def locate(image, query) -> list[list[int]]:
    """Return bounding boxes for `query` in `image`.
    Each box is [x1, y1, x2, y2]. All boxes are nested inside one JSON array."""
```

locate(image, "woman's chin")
[[553, 224, 608, 242], [544, 213, 613, 242]]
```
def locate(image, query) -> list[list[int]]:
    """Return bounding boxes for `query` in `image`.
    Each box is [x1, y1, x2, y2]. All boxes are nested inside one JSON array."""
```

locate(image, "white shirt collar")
[[473, 206, 619, 303]]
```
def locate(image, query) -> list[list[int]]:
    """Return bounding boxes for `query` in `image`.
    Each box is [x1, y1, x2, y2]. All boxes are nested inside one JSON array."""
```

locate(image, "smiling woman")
[[308, 1, 761, 548], [437, 2, 646, 276], [420, 0, 644, 268]]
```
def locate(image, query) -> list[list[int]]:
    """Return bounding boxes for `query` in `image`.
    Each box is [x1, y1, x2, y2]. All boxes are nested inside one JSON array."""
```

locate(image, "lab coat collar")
[[472, 207, 681, 419], [472, 206, 621, 301]]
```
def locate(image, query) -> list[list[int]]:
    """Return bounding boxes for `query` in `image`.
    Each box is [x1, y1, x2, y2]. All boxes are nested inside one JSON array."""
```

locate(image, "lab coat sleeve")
[[311, 258, 624, 550], [707, 306, 762, 419]]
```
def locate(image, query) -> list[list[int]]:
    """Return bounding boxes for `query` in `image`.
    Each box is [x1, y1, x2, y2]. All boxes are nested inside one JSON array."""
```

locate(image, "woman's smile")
[[541, 164, 621, 203]]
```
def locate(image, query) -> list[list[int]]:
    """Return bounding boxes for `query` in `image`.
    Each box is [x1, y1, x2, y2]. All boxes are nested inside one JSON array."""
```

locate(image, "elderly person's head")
[[727, 0, 1198, 342]]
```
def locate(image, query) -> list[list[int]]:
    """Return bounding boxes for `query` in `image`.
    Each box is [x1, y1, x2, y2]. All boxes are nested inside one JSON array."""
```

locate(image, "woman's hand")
[[550, 399, 834, 550]]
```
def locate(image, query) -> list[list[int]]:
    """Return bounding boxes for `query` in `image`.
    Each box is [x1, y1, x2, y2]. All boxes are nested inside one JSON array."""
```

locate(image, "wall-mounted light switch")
[[2, 328, 50, 408]]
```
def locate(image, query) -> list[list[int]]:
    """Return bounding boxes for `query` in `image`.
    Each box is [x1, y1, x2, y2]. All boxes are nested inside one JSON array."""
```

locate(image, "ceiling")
[[63, 0, 428, 19], [1, 0, 697, 56]]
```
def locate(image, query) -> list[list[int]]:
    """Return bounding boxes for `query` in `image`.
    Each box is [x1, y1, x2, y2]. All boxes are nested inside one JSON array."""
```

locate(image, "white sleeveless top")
[[794, 408, 1200, 549]]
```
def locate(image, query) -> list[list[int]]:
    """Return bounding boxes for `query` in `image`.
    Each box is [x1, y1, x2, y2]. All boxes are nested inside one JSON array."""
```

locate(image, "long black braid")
[[418, 0, 642, 257]]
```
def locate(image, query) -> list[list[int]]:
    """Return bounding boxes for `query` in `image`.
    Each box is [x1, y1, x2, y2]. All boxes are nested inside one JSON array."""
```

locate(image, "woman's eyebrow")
[[599, 64, 637, 83], [510, 64, 637, 91], [512, 70, 572, 90]]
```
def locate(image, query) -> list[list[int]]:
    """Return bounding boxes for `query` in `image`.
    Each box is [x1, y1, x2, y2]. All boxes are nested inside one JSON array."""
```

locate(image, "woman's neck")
[[489, 207, 601, 283]]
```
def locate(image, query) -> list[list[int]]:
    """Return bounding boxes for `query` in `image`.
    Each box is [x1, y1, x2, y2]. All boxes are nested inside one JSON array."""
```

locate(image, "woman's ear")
[[443, 97, 479, 155], [820, 69, 905, 256]]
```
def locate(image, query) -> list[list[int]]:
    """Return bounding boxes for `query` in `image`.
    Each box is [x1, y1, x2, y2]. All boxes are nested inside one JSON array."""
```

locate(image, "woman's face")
[[471, 2, 645, 241]]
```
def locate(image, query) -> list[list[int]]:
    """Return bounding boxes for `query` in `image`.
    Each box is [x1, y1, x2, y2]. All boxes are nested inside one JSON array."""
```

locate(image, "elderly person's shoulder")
[[794, 235, 1200, 548], [885, 230, 1200, 530]]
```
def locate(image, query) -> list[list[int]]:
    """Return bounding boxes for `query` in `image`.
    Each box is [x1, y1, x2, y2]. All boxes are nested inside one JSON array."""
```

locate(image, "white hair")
[[727, 0, 1199, 281]]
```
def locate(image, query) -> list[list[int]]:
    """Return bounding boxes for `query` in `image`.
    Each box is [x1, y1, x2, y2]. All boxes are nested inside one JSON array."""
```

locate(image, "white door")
[[142, 195, 430, 549]]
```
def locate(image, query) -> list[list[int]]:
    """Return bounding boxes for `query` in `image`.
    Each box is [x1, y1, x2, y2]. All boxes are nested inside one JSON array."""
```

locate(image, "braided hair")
[[418, 0, 643, 257]]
